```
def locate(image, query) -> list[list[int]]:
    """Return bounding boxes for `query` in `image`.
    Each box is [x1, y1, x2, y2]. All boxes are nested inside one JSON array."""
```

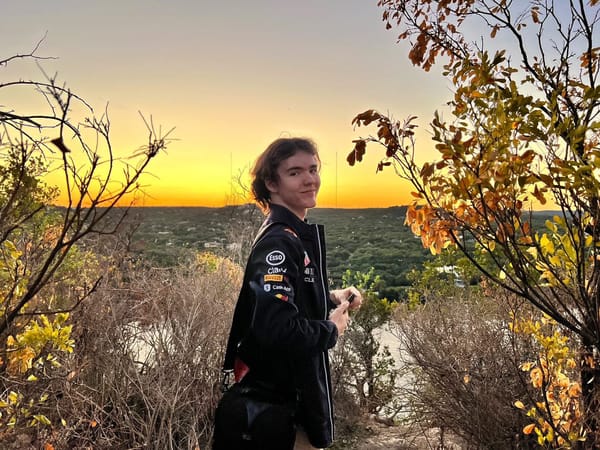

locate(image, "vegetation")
[[395, 281, 540, 449], [349, 1, 600, 446], [114, 205, 434, 300], [0, 44, 172, 448], [4, 2, 600, 447], [330, 268, 400, 449], [124, 205, 558, 302], [311, 208, 430, 300], [57, 251, 240, 449]]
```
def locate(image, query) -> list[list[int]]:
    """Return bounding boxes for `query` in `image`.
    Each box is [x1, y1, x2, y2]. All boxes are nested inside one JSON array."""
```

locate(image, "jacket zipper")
[[314, 224, 335, 441]]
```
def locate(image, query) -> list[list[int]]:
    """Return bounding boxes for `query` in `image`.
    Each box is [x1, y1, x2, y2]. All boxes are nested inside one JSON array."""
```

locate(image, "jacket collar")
[[266, 203, 313, 235]]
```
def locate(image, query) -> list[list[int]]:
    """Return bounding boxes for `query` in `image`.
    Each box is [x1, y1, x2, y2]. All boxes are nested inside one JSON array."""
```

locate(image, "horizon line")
[[69, 204, 561, 213]]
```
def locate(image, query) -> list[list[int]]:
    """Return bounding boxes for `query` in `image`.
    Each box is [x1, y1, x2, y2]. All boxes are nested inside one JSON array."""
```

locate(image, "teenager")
[[213, 137, 362, 450]]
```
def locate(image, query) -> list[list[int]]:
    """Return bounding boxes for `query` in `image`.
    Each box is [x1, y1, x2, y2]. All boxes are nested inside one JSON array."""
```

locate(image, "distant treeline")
[[113, 205, 560, 302]]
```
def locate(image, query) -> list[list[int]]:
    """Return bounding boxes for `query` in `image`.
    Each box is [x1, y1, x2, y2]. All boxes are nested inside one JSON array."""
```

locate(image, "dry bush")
[[394, 288, 540, 449], [330, 341, 365, 449], [48, 252, 241, 449]]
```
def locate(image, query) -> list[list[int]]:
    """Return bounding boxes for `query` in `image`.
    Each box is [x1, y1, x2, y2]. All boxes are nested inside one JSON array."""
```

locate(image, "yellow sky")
[[2, 0, 449, 208]]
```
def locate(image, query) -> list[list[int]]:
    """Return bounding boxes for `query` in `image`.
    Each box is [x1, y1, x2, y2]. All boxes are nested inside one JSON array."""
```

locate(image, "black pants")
[[212, 384, 296, 450]]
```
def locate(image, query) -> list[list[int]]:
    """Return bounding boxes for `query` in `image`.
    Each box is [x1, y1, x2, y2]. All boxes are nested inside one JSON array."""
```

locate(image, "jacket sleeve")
[[246, 232, 338, 355]]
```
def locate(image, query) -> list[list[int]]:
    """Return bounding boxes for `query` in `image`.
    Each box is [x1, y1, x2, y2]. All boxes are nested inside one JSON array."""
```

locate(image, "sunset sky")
[[2, 1, 451, 208]]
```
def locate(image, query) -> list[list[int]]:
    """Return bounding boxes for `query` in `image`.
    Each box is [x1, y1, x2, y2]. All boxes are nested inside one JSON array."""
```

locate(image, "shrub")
[[330, 268, 402, 448], [512, 311, 585, 448], [45, 252, 242, 449], [394, 287, 541, 449]]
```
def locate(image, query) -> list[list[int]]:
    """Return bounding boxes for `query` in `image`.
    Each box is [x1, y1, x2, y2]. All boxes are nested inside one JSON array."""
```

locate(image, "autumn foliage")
[[350, 0, 600, 447], [512, 314, 585, 447]]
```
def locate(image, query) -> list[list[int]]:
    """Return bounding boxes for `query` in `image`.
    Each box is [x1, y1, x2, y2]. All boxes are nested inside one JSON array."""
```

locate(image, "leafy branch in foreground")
[[349, 1, 600, 446], [0, 43, 173, 441]]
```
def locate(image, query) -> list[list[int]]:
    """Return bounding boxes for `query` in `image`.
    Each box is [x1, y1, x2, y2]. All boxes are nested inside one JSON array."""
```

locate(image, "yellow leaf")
[[5, 240, 21, 259], [545, 219, 557, 233], [7, 391, 19, 404], [520, 361, 533, 371], [515, 400, 526, 410], [523, 423, 536, 435], [33, 414, 51, 426], [540, 234, 555, 254], [526, 246, 538, 259], [7, 346, 36, 375]]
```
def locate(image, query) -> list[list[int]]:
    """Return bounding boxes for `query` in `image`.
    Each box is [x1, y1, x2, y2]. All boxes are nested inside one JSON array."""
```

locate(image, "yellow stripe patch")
[[264, 274, 284, 282]]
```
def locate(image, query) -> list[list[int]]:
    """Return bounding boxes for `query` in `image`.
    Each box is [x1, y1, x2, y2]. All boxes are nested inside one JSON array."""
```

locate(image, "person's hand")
[[328, 301, 350, 336], [330, 286, 363, 311]]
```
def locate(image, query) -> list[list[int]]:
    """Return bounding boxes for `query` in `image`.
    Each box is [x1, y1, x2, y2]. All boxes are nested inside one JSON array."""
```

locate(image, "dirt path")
[[352, 419, 466, 450]]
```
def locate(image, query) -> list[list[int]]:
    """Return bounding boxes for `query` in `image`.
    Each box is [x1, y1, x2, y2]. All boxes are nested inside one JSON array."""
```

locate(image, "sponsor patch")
[[304, 267, 316, 283], [263, 284, 271, 292], [266, 250, 286, 266], [272, 284, 292, 292], [304, 251, 311, 266], [275, 293, 289, 302], [264, 274, 284, 282], [268, 266, 287, 274]]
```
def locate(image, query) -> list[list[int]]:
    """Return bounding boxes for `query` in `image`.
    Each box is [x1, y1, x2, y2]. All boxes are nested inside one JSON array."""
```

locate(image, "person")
[[213, 137, 362, 450]]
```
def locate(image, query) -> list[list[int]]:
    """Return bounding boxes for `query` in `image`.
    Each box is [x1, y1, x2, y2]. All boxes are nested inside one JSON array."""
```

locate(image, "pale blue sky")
[[2, 1, 450, 207]]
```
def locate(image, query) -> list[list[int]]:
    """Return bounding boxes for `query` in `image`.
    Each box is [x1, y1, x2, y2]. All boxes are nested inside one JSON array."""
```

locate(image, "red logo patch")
[[304, 251, 311, 266]]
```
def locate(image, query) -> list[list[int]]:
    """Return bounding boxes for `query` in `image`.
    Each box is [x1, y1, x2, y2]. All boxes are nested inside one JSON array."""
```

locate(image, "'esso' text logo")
[[266, 250, 285, 266]]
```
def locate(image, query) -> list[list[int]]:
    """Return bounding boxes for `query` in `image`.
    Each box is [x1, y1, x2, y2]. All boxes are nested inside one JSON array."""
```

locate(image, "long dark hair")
[[250, 137, 320, 210]]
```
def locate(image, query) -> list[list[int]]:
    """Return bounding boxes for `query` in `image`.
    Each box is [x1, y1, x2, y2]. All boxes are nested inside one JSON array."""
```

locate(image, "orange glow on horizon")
[[46, 158, 416, 209], [44, 132, 419, 208], [48, 177, 415, 209]]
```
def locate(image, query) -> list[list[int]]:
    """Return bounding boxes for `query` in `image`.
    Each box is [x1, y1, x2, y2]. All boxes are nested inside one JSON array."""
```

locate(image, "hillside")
[[120, 206, 430, 300], [121, 206, 559, 301]]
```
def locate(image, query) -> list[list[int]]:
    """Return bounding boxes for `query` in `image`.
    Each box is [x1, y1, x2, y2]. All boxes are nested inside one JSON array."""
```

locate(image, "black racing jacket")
[[223, 204, 338, 448]]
